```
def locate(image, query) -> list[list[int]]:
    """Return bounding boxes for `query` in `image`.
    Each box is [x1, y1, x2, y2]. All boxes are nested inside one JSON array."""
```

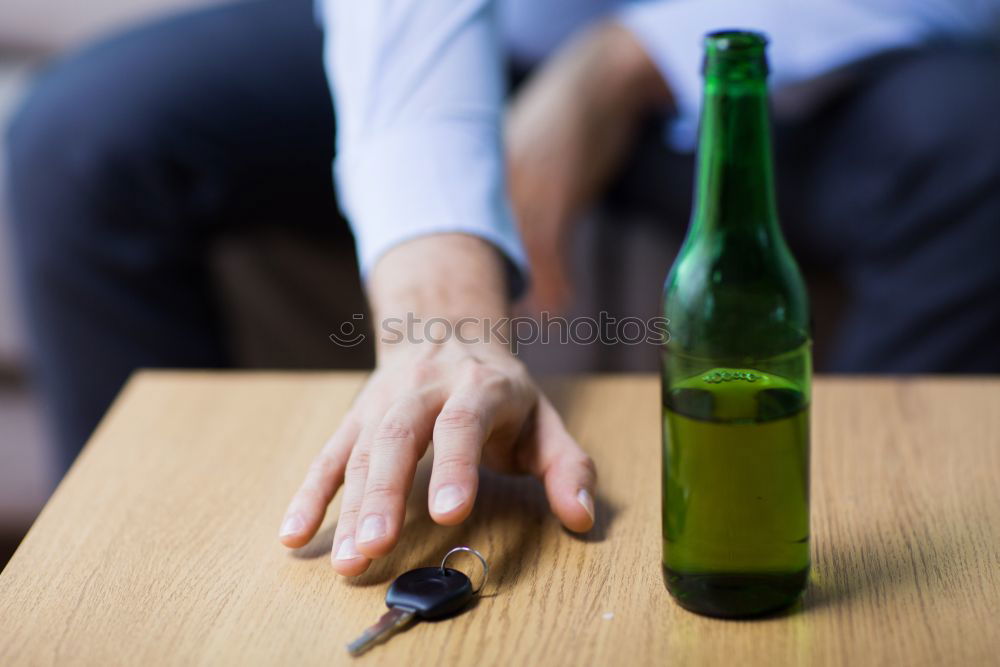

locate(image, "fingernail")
[[334, 536, 362, 561], [433, 485, 465, 515], [577, 488, 595, 523], [279, 514, 305, 537], [358, 514, 387, 544]]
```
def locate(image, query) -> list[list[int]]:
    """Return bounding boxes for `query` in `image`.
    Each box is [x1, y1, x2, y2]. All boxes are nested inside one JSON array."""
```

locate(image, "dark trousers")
[[7, 0, 1000, 469]]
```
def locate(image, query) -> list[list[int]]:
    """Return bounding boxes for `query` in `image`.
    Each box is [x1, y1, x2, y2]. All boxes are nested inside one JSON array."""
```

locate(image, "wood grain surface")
[[1, 373, 999, 666]]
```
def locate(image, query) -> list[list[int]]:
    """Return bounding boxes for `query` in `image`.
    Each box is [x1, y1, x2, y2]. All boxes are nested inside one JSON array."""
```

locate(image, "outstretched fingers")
[[427, 371, 514, 525], [279, 415, 360, 548], [354, 389, 443, 558], [330, 431, 374, 576]]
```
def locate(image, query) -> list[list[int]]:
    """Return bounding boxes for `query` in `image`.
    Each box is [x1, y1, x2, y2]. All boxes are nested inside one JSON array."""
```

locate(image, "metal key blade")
[[347, 607, 416, 656]]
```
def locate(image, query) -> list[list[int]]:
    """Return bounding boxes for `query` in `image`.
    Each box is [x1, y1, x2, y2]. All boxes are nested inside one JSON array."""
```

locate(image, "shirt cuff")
[[335, 115, 528, 297]]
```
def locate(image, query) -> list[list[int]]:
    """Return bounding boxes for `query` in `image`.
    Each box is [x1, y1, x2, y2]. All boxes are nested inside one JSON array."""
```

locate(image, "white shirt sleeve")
[[616, 0, 1000, 150], [320, 0, 527, 290]]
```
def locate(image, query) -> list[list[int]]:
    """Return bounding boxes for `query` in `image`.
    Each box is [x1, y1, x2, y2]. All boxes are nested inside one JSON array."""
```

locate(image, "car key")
[[347, 547, 488, 656]]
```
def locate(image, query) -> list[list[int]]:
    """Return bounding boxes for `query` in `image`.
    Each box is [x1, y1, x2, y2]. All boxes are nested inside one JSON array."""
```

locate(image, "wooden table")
[[2, 373, 999, 666]]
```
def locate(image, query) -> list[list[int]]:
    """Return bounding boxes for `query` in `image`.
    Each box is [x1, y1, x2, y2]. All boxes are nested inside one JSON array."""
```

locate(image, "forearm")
[[575, 21, 674, 117], [505, 21, 671, 310], [508, 22, 671, 210], [568, 21, 672, 205]]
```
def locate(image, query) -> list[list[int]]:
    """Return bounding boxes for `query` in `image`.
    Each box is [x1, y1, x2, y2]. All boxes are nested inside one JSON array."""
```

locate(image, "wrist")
[[369, 234, 509, 317], [376, 334, 514, 368], [367, 233, 515, 365]]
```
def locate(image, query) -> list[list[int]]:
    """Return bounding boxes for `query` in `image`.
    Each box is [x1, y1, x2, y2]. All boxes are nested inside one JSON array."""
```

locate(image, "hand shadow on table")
[[290, 454, 617, 590]]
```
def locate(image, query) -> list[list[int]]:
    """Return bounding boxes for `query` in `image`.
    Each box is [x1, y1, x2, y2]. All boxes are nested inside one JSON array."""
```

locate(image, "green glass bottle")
[[661, 31, 811, 618]]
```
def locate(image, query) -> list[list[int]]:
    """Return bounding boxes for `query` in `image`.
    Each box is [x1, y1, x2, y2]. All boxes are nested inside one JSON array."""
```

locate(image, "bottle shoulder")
[[662, 235, 810, 357]]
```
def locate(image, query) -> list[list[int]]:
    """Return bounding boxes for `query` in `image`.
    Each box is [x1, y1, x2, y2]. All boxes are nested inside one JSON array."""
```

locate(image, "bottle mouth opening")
[[702, 30, 769, 78], [705, 30, 768, 53]]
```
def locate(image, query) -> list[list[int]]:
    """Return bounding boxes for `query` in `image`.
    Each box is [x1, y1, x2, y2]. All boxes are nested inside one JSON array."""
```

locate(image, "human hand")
[[277, 236, 596, 576]]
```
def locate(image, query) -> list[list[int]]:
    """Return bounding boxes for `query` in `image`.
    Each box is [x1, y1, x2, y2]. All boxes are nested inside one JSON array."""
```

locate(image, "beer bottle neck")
[[690, 34, 777, 237]]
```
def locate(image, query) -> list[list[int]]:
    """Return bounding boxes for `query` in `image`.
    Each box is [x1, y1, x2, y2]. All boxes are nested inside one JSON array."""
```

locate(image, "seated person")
[[7, 0, 1000, 574]]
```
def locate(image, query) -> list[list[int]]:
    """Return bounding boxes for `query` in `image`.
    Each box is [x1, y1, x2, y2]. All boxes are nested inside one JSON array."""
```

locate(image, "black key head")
[[385, 567, 474, 619]]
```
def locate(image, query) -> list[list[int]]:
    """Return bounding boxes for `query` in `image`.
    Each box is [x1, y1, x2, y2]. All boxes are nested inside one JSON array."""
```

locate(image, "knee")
[[5, 45, 175, 238]]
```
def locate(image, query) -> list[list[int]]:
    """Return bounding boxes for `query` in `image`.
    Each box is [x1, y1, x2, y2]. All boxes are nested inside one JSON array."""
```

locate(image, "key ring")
[[440, 546, 489, 595]]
